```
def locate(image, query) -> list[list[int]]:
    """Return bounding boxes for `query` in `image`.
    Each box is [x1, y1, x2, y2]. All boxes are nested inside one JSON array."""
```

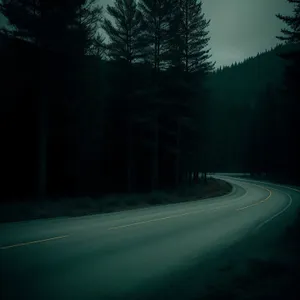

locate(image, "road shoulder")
[[0, 177, 232, 223]]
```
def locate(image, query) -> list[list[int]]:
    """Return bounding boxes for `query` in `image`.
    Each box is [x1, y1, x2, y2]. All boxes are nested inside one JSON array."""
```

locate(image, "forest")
[[0, 0, 299, 201]]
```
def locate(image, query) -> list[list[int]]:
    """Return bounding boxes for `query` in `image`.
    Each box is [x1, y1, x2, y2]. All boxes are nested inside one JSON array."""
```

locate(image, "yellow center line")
[[236, 185, 272, 211], [2, 181, 275, 244], [108, 188, 253, 230], [0, 235, 69, 250], [108, 210, 207, 230]]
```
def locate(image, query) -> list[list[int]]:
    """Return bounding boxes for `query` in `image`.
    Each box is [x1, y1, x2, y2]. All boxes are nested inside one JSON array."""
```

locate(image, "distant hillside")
[[206, 43, 297, 108], [202, 43, 297, 172]]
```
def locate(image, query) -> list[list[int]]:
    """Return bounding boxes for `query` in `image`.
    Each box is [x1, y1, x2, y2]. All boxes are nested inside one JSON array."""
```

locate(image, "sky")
[[202, 0, 293, 67], [0, 0, 294, 68]]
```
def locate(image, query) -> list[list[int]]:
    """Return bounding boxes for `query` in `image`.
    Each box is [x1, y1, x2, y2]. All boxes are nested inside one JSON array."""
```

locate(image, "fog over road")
[[1, 176, 299, 300]]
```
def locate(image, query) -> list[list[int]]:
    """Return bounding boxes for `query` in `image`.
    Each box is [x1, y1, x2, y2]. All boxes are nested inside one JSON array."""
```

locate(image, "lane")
[[0, 181, 244, 248], [0, 177, 298, 300]]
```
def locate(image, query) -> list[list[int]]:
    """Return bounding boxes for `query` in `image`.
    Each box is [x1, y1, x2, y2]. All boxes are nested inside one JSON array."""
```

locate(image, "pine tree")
[[0, 0, 103, 55], [0, 0, 103, 198], [0, 0, 74, 198], [66, 0, 104, 56], [276, 0, 300, 179], [138, 0, 172, 72], [102, 0, 146, 192], [165, 0, 214, 185], [168, 0, 214, 74], [137, 0, 174, 190], [276, 0, 300, 44], [276, 0, 300, 100], [102, 0, 145, 63], [0, 1, 74, 51], [0, 0, 43, 42]]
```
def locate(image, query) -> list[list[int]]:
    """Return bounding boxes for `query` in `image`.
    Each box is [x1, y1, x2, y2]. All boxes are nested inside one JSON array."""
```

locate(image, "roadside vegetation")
[[0, 177, 231, 223], [0, 0, 299, 222]]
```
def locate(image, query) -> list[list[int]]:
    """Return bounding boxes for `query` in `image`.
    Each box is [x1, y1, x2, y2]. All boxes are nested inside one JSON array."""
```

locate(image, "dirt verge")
[[0, 177, 232, 223]]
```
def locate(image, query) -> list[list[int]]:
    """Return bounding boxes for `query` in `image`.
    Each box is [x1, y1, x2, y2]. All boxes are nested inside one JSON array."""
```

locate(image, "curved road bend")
[[0, 176, 299, 299]]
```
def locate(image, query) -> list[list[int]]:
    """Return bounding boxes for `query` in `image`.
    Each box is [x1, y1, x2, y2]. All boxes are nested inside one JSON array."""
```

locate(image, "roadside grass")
[[0, 177, 232, 223]]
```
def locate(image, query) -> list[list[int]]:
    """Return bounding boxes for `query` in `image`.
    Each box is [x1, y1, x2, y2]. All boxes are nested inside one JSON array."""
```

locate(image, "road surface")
[[1, 176, 299, 299]]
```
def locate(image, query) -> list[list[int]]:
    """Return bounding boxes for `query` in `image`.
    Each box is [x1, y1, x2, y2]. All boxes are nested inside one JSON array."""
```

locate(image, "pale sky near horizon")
[[0, 0, 294, 67]]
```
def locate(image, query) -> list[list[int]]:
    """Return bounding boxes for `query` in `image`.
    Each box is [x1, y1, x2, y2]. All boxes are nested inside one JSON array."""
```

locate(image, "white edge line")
[[219, 176, 297, 231], [255, 190, 292, 230], [0, 235, 69, 250], [218, 175, 300, 193]]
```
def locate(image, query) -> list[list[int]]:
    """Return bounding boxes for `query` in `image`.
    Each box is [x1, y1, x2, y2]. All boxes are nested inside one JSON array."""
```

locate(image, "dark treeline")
[[204, 0, 300, 181], [0, 0, 214, 200], [204, 43, 295, 175], [0, 0, 299, 201]]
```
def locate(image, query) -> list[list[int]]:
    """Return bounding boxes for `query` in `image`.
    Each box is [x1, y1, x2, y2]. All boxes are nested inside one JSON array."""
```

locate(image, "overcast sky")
[[202, 0, 293, 67], [0, 0, 294, 67]]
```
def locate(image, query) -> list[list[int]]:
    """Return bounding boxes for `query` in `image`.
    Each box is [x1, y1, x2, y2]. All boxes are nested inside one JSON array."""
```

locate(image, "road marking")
[[251, 181, 300, 194], [255, 188, 293, 230], [236, 185, 272, 211], [213, 186, 249, 210], [0, 235, 69, 250], [287, 187, 300, 193], [109, 186, 251, 230], [218, 176, 296, 230], [108, 210, 207, 230], [219, 175, 300, 194]]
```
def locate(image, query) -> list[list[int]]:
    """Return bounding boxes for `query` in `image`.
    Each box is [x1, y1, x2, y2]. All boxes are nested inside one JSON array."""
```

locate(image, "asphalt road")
[[1, 176, 299, 300]]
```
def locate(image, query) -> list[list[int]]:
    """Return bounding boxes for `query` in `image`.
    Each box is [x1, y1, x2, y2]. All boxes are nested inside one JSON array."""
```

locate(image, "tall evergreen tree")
[[66, 0, 104, 56], [276, 0, 300, 99], [0, 0, 72, 198], [102, 0, 144, 63], [102, 0, 146, 192], [137, 0, 174, 189], [0, 0, 103, 198], [276, 0, 300, 179], [165, 0, 214, 184], [138, 0, 172, 71], [0, 1, 74, 51], [0, 0, 103, 55], [168, 0, 214, 74], [276, 0, 300, 45]]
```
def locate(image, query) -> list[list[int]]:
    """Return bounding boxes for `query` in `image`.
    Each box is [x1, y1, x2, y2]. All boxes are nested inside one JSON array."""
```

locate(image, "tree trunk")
[[127, 118, 133, 193], [194, 171, 199, 184], [175, 119, 181, 187], [37, 61, 48, 200], [152, 113, 159, 190], [189, 172, 193, 185]]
